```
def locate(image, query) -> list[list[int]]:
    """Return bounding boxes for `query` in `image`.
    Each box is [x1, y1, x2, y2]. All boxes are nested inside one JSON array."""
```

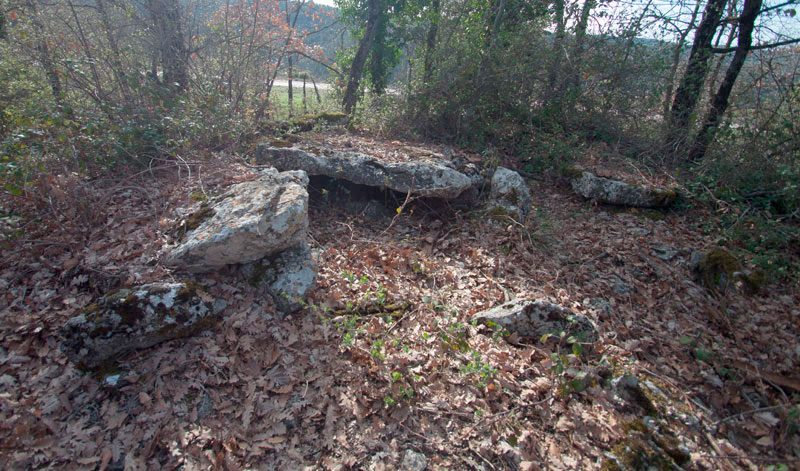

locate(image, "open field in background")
[[270, 80, 337, 121]]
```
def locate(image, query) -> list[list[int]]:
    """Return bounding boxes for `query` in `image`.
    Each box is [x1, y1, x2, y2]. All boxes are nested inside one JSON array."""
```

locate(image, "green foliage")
[[461, 351, 498, 389]]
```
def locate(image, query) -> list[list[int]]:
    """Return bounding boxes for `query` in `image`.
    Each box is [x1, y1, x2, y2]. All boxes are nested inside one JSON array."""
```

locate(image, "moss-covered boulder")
[[694, 248, 740, 292], [60, 282, 225, 369], [692, 248, 764, 294], [570, 171, 677, 208]]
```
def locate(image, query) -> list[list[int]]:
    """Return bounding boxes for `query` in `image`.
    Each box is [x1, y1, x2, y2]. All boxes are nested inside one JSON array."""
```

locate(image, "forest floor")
[[0, 130, 798, 471]]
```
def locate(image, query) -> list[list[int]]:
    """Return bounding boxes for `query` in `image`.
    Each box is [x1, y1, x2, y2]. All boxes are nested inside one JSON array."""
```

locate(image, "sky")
[[307, 0, 800, 44]]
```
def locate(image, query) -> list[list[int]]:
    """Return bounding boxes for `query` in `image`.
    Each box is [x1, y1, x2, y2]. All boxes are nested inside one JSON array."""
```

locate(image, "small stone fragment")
[[472, 298, 598, 344], [242, 241, 317, 314], [487, 167, 532, 220], [400, 450, 427, 471]]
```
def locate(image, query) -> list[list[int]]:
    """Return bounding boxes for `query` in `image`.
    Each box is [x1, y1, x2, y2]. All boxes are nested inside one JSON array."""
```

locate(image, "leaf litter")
[[0, 136, 798, 470]]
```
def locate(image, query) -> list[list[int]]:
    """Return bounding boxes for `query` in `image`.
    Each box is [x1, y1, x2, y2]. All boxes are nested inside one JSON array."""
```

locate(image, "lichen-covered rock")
[[570, 171, 677, 208], [61, 282, 225, 369], [255, 146, 476, 199], [400, 450, 427, 471], [165, 168, 309, 272], [472, 298, 597, 344], [487, 167, 531, 219], [242, 241, 317, 314]]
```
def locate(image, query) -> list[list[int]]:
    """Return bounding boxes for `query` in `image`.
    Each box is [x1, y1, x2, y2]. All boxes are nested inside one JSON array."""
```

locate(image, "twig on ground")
[[381, 187, 414, 236]]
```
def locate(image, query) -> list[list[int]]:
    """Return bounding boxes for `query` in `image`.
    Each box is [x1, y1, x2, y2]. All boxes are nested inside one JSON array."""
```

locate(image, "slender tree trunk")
[[148, 0, 188, 91], [310, 74, 322, 103], [302, 74, 307, 113], [666, 0, 728, 146], [288, 55, 294, 118], [342, 0, 382, 116], [545, 0, 565, 103], [689, 0, 762, 161], [25, 0, 63, 106], [285, 1, 294, 118], [423, 0, 440, 83], [66, 0, 106, 105], [707, 0, 739, 99], [663, 0, 703, 119], [96, 0, 132, 106], [565, 0, 596, 95]]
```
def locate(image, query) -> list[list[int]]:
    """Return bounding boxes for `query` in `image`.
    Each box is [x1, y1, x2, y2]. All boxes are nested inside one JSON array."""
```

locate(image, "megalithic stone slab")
[[255, 145, 477, 199], [165, 169, 309, 272]]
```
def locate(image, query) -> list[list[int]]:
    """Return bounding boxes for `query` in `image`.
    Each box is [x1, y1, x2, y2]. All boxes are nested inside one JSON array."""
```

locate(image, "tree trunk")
[[342, 0, 382, 116], [96, 0, 132, 106], [148, 0, 188, 92], [423, 0, 440, 83], [565, 0, 596, 95], [287, 55, 294, 118], [302, 74, 307, 113], [688, 0, 762, 161], [25, 0, 63, 106], [706, 0, 739, 99], [663, 0, 703, 120], [546, 0, 566, 93], [666, 0, 728, 147]]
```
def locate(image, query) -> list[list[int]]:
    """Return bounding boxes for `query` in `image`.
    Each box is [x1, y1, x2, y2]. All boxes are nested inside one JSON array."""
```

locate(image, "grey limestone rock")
[[61, 282, 225, 369], [165, 168, 309, 272], [400, 450, 427, 471], [242, 241, 317, 314], [472, 298, 598, 344], [487, 167, 531, 219], [570, 171, 677, 208], [255, 145, 476, 199]]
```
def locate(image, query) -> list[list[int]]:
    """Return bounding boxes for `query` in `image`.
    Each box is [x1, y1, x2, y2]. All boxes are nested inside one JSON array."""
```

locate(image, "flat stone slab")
[[255, 145, 476, 199], [61, 282, 225, 369], [165, 169, 309, 272], [472, 298, 597, 344], [242, 241, 317, 314], [570, 171, 677, 208]]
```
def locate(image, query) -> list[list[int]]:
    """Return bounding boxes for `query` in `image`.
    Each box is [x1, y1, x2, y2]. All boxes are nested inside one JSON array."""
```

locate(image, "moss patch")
[[603, 419, 689, 471], [189, 191, 208, 202], [173, 205, 216, 242], [647, 188, 678, 207], [560, 167, 585, 179], [246, 258, 280, 287], [270, 138, 294, 148], [318, 111, 347, 122], [697, 248, 741, 292]]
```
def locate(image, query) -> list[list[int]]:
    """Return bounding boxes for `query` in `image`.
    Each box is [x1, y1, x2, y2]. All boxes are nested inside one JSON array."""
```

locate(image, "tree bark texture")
[[25, 0, 63, 105], [689, 0, 763, 161], [546, 0, 566, 94], [666, 0, 728, 144], [148, 0, 188, 91], [565, 0, 596, 94], [342, 0, 382, 115], [663, 0, 703, 120], [423, 0, 440, 83]]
